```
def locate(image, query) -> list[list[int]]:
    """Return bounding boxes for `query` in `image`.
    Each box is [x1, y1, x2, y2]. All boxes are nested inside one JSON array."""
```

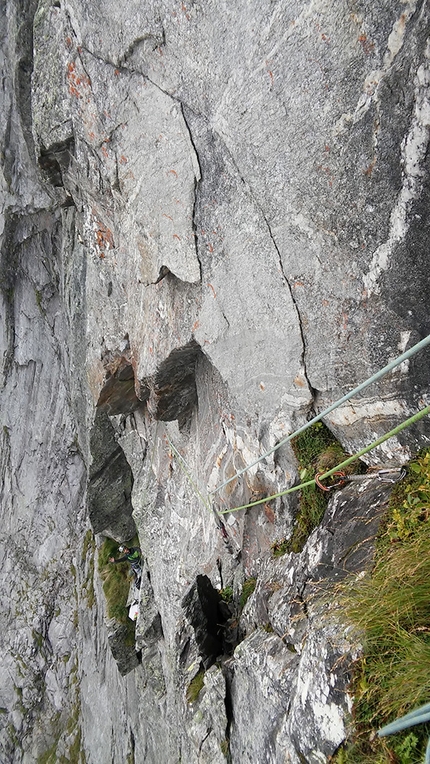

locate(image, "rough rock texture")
[[1, 0, 430, 762]]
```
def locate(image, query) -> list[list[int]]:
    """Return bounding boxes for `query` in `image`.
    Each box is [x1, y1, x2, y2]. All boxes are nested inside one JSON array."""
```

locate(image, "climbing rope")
[[314, 466, 406, 491], [218, 404, 430, 515], [209, 334, 430, 497]]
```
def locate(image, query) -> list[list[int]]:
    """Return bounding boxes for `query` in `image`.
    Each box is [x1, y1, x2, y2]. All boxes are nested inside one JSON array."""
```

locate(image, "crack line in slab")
[[263, 215, 317, 406], [213, 130, 316, 406], [180, 104, 203, 280]]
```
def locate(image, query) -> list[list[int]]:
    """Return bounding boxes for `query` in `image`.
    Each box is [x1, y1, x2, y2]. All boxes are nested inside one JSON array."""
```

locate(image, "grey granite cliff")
[[1, 0, 429, 762]]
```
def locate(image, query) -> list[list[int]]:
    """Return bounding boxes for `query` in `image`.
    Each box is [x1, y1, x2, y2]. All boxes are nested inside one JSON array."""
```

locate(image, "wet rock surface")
[[1, 0, 430, 762]]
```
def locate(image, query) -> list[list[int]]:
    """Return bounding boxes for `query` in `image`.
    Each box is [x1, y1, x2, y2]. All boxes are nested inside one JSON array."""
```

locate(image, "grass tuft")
[[220, 585, 233, 603], [98, 536, 138, 623], [186, 668, 205, 704], [240, 577, 257, 609], [336, 449, 430, 764]]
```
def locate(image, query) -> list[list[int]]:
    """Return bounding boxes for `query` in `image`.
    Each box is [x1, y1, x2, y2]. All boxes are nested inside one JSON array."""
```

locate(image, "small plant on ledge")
[[284, 421, 361, 554]]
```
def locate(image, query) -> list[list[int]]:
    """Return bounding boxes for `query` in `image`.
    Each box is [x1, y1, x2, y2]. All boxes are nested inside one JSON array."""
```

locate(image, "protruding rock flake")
[[1, 0, 430, 762]]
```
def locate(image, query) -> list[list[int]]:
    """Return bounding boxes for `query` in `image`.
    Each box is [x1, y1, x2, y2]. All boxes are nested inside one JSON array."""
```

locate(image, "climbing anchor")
[[315, 467, 406, 492]]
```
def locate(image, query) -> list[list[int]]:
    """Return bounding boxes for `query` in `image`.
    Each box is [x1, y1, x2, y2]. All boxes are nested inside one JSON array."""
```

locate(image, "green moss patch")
[[283, 421, 359, 554], [239, 577, 257, 609], [186, 668, 205, 704], [98, 538, 132, 623]]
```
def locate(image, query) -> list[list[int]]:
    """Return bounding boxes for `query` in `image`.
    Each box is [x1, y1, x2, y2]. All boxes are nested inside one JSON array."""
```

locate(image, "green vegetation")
[[98, 537, 133, 623], [220, 585, 233, 603], [186, 668, 205, 704], [239, 577, 257, 609], [98, 535, 139, 651], [81, 529, 95, 563], [37, 705, 85, 764], [73, 608, 79, 629], [271, 538, 289, 557], [35, 289, 45, 315], [278, 422, 359, 554], [37, 742, 58, 764], [335, 450, 430, 764], [81, 530, 96, 608], [220, 738, 230, 757], [65, 702, 85, 764]]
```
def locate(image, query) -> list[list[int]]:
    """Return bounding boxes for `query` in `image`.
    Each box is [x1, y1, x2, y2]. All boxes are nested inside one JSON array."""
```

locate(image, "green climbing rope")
[[218, 404, 430, 515], [210, 333, 430, 497]]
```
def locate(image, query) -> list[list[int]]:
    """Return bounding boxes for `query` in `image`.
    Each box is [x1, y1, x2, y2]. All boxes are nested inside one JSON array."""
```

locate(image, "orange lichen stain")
[[293, 375, 305, 388], [321, 33, 330, 42], [207, 242, 214, 253], [341, 312, 348, 330], [322, 298, 329, 306], [67, 59, 91, 99], [163, 213, 173, 221], [114, 68, 121, 76], [119, 155, 128, 165], [101, 144, 109, 158], [173, 233, 181, 241], [364, 77, 379, 94], [168, 169, 178, 177], [65, 36, 72, 48], [264, 503, 275, 523], [364, 156, 377, 177], [358, 33, 375, 54], [293, 280, 304, 288], [208, 283, 216, 298], [192, 320, 200, 332], [398, 13, 407, 31], [94, 214, 115, 258], [324, 144, 330, 152], [259, 382, 265, 391]]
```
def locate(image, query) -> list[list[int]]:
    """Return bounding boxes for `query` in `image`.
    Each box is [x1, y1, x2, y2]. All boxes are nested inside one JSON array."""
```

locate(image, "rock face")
[[1, 0, 429, 762]]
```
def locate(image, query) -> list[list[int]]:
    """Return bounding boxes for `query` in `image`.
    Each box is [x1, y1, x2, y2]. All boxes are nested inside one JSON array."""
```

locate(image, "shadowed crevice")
[[150, 339, 201, 429]]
